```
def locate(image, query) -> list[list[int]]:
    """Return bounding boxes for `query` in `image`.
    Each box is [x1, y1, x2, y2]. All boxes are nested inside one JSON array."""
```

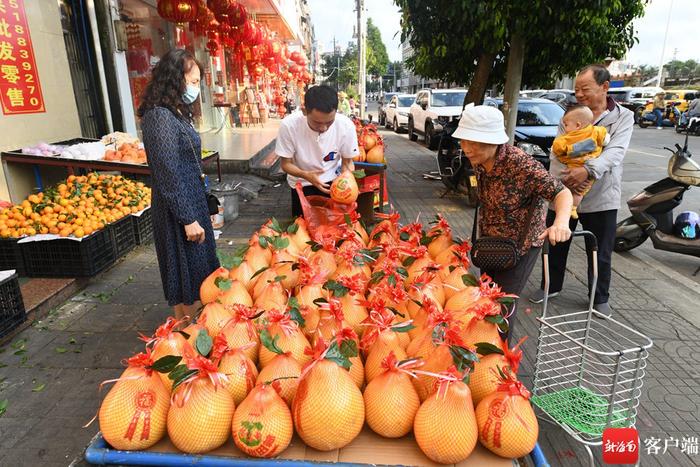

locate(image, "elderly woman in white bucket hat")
[[452, 104, 573, 338]]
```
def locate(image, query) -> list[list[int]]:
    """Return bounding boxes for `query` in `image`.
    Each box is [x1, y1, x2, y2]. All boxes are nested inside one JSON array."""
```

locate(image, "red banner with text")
[[0, 0, 45, 115]]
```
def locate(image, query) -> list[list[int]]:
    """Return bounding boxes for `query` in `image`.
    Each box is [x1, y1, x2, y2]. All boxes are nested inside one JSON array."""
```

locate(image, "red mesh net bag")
[[295, 182, 357, 240]]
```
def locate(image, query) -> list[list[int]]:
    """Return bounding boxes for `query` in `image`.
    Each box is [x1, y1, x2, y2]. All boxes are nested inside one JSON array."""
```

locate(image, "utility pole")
[[656, 0, 673, 88], [357, 0, 366, 119], [393, 62, 396, 92], [333, 36, 339, 91]]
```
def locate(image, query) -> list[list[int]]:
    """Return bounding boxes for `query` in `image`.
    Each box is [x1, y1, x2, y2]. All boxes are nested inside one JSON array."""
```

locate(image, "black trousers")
[[539, 209, 617, 304], [291, 185, 329, 218], [482, 247, 540, 341]]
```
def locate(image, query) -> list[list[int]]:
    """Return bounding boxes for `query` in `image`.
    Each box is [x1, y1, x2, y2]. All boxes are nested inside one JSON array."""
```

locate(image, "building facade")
[[0, 0, 312, 202]]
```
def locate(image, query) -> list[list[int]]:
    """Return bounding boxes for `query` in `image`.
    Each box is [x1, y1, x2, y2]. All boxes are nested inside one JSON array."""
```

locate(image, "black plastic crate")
[[19, 228, 116, 277], [132, 208, 153, 245], [0, 238, 24, 275], [0, 273, 26, 339], [110, 215, 136, 258]]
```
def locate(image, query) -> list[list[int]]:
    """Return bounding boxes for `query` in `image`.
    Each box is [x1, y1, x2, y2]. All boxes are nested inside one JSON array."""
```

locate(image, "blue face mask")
[[182, 84, 200, 104]]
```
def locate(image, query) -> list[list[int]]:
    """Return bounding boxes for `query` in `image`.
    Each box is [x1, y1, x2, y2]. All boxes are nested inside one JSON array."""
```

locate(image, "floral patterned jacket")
[[474, 144, 564, 255]]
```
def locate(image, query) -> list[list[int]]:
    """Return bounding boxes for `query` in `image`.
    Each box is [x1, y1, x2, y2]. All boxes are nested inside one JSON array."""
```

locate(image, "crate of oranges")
[[0, 173, 151, 277]]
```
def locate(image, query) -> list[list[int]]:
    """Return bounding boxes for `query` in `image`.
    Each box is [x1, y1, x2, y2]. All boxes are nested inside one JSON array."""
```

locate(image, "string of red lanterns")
[[156, 0, 312, 88]]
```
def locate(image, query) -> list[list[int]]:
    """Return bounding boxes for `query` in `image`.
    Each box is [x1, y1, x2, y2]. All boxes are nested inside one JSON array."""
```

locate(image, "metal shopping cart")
[[531, 231, 653, 466]]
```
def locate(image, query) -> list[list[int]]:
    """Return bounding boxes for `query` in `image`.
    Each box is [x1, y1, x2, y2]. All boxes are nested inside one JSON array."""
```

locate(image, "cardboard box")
[[139, 427, 512, 466]]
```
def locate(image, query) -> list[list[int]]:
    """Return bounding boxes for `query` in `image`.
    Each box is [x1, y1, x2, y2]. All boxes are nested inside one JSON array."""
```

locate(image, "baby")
[[552, 105, 610, 218]]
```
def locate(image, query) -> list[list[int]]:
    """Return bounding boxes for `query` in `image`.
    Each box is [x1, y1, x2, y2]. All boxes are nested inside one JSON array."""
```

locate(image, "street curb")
[[622, 248, 700, 329]]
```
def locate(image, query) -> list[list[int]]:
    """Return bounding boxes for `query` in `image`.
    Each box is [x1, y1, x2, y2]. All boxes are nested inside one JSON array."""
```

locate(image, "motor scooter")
[[429, 119, 479, 206], [676, 111, 700, 136], [638, 103, 681, 128], [614, 131, 700, 270]]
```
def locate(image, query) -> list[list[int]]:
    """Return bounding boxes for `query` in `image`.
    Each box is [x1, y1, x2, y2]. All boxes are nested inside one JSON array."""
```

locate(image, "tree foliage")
[[367, 18, 390, 78], [395, 0, 647, 102], [664, 59, 700, 80], [321, 18, 391, 92]]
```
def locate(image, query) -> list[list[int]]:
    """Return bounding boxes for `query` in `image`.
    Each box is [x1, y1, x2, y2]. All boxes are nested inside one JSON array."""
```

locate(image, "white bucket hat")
[[452, 103, 509, 144]]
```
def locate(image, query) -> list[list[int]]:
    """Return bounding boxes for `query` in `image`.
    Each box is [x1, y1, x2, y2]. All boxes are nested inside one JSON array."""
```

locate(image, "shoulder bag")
[[470, 196, 539, 272], [181, 119, 220, 216]]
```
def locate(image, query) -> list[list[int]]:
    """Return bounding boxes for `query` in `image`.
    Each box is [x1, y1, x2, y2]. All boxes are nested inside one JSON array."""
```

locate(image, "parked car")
[[384, 94, 415, 132], [483, 97, 565, 169], [638, 89, 700, 123], [377, 92, 399, 126], [408, 88, 467, 149], [607, 86, 664, 123], [540, 89, 577, 107], [520, 89, 547, 98]]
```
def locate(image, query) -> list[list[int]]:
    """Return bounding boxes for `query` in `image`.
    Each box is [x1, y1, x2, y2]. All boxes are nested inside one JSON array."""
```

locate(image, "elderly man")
[[530, 64, 634, 316]]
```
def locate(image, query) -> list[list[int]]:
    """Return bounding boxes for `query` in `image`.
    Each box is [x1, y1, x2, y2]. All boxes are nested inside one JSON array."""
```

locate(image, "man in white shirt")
[[275, 85, 360, 216]]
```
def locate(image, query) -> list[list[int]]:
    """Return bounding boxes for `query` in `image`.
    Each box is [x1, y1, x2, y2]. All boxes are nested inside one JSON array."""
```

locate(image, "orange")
[[73, 228, 85, 238], [43, 206, 54, 215]]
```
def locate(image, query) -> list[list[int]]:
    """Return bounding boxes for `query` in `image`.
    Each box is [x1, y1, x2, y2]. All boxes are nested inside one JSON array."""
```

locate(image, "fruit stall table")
[[354, 161, 387, 222], [1, 142, 222, 193], [84, 428, 549, 466]]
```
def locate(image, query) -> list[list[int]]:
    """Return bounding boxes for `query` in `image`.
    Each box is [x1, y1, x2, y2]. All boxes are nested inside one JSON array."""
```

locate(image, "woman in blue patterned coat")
[[138, 49, 219, 320]]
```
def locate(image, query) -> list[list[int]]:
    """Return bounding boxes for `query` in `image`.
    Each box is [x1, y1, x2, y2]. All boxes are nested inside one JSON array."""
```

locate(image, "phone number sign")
[[0, 0, 45, 114]]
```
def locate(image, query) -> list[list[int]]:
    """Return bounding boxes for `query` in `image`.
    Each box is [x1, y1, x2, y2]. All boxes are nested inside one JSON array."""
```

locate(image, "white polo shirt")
[[275, 111, 360, 188]]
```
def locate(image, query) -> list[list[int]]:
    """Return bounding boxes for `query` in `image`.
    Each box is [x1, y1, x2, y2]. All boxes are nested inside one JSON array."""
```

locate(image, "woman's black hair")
[[137, 48, 201, 120], [305, 85, 338, 113]]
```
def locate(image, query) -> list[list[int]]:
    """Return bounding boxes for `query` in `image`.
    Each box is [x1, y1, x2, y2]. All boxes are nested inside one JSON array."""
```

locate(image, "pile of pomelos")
[[98, 212, 539, 463], [0, 173, 150, 238], [352, 119, 385, 164]]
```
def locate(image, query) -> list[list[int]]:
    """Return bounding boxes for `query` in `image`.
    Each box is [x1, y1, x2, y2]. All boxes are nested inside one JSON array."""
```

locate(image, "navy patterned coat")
[[141, 107, 219, 306]]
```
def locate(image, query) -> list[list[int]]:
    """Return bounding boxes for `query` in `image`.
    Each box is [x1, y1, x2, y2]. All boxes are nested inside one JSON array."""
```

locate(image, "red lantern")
[[289, 51, 301, 63], [207, 0, 231, 15], [158, 0, 198, 23], [228, 2, 247, 27], [219, 22, 231, 37], [288, 64, 300, 75], [241, 21, 255, 43]]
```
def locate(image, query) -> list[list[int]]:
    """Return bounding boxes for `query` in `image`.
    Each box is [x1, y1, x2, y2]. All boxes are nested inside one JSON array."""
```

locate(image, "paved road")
[[368, 101, 700, 285]]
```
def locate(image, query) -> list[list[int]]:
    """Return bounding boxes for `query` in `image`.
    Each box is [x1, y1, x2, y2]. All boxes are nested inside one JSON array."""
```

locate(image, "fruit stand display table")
[[354, 162, 387, 221], [1, 146, 222, 192], [85, 428, 549, 466]]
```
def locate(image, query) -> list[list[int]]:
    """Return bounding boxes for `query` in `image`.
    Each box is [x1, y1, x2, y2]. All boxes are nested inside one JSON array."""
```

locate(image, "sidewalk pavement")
[[1, 130, 699, 466]]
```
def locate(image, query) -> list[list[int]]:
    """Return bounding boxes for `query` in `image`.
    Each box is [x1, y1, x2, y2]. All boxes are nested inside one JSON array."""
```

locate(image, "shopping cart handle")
[[541, 230, 598, 255]]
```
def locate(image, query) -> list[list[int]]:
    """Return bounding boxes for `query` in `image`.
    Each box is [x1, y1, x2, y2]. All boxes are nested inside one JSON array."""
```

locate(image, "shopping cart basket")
[[531, 231, 653, 466]]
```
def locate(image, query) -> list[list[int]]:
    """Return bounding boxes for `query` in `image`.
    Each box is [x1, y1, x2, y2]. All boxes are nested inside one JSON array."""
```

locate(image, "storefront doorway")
[[58, 0, 108, 139]]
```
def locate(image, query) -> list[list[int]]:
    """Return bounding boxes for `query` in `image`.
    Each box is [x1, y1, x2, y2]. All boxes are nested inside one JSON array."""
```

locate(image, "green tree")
[[637, 64, 659, 82], [395, 0, 647, 137], [366, 18, 389, 78]]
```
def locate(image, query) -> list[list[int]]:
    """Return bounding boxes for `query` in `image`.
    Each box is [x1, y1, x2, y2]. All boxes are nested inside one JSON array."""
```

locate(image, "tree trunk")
[[464, 51, 495, 107], [503, 33, 525, 143]]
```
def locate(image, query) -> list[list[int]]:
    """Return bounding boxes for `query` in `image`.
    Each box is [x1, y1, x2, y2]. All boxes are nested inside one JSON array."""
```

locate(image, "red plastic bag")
[[295, 182, 356, 241]]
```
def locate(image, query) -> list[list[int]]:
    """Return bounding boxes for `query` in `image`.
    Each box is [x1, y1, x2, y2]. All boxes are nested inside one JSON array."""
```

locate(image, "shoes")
[[594, 302, 611, 318], [529, 289, 560, 304], [657, 127, 663, 130]]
